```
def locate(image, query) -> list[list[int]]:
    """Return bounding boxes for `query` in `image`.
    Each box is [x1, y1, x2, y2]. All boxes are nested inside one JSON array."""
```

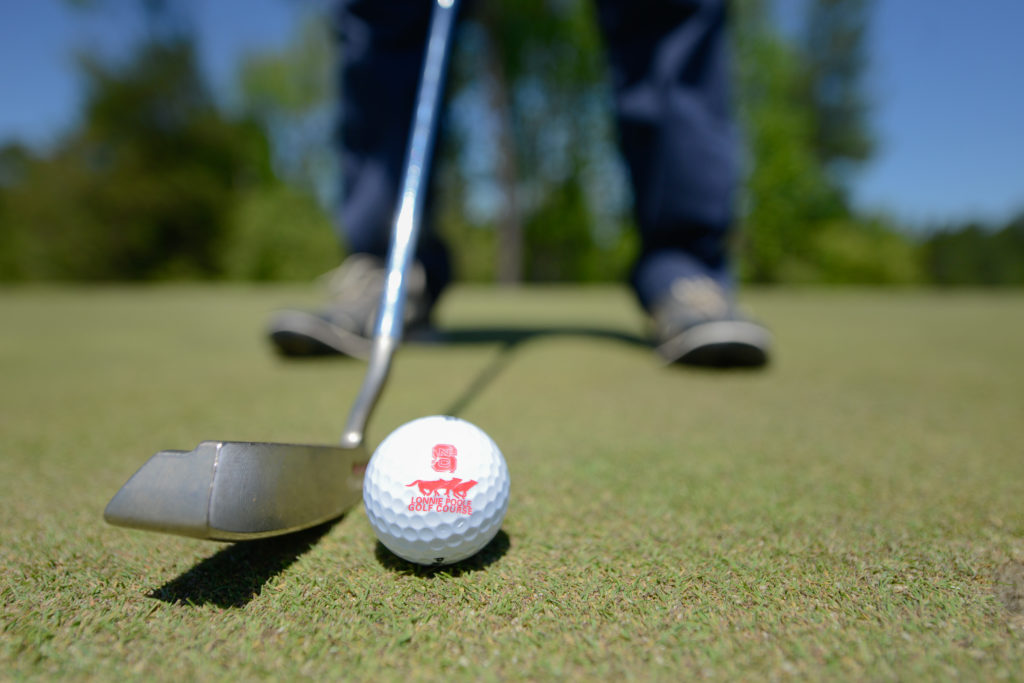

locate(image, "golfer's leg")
[[594, 0, 737, 310], [596, 0, 769, 367], [335, 0, 451, 302], [265, 2, 452, 358]]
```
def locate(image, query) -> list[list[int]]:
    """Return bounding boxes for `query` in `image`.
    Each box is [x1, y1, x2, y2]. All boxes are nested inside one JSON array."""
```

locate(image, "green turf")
[[2, 285, 1023, 679]]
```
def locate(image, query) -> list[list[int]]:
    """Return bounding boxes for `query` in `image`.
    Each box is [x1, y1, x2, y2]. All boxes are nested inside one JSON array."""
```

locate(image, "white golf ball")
[[362, 415, 510, 565]]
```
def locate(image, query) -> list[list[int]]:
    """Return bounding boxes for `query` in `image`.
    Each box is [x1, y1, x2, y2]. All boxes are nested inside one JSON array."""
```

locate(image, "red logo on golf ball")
[[431, 444, 457, 473], [405, 478, 476, 515]]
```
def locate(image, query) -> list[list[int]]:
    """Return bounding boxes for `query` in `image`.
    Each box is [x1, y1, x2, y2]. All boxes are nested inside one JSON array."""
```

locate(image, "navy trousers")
[[335, 0, 738, 310]]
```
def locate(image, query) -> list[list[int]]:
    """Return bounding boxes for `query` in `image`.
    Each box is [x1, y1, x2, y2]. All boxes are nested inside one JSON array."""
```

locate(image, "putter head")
[[104, 441, 367, 541]]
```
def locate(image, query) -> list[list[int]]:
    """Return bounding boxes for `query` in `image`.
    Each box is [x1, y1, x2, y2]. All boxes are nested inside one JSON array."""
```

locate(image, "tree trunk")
[[480, 11, 522, 285]]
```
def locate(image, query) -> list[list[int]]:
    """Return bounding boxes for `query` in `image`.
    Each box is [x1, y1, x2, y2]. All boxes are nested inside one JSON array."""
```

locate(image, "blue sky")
[[2, 0, 1022, 228], [848, 0, 1024, 227]]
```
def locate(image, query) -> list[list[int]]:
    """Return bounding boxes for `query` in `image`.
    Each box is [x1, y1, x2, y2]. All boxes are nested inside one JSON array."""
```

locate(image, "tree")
[[443, 0, 632, 284], [236, 15, 335, 202], [923, 214, 1024, 286], [801, 0, 875, 190], [0, 34, 272, 280], [733, 0, 843, 282]]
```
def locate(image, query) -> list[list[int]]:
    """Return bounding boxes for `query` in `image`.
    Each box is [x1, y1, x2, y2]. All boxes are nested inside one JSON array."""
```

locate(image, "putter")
[[104, 0, 460, 541]]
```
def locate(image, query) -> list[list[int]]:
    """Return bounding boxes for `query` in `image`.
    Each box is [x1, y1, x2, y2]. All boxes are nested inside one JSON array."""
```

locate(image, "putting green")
[[1, 285, 1022, 679]]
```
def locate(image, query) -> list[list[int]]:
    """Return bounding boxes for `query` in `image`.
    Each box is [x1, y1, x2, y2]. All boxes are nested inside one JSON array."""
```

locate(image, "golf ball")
[[363, 415, 510, 565]]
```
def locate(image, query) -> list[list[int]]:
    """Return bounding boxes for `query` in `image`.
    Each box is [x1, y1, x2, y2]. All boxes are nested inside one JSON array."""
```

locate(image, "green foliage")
[[221, 184, 341, 281], [800, 0, 875, 175], [437, 163, 498, 283], [0, 37, 273, 281], [923, 215, 1024, 285], [236, 16, 335, 197], [803, 217, 924, 284], [520, 176, 635, 283], [522, 177, 596, 282], [238, 19, 331, 115], [733, 1, 845, 283], [730, 0, 924, 286]]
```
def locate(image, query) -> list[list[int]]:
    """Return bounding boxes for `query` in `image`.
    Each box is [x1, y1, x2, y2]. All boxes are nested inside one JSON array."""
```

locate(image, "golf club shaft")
[[341, 0, 459, 449]]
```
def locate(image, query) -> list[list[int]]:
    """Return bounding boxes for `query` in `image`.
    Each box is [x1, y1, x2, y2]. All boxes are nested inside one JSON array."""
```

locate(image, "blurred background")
[[1, 0, 1022, 286]]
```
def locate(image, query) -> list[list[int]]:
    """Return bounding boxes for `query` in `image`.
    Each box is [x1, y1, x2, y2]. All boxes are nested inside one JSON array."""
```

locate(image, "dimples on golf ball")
[[363, 416, 509, 565]]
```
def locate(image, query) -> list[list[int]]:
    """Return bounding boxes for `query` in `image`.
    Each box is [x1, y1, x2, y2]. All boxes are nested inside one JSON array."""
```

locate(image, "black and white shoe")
[[651, 276, 771, 368], [267, 254, 433, 359]]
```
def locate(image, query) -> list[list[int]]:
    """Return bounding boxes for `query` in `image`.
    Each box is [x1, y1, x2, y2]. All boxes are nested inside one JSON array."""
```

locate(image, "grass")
[[1, 284, 1023, 680]]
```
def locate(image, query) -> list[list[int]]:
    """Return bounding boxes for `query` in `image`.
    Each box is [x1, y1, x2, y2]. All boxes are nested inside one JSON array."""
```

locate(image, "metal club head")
[[104, 441, 368, 541]]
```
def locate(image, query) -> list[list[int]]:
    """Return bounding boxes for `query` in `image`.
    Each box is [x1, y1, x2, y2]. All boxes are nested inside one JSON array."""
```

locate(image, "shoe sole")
[[268, 310, 439, 359], [657, 320, 771, 368], [268, 310, 372, 359]]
